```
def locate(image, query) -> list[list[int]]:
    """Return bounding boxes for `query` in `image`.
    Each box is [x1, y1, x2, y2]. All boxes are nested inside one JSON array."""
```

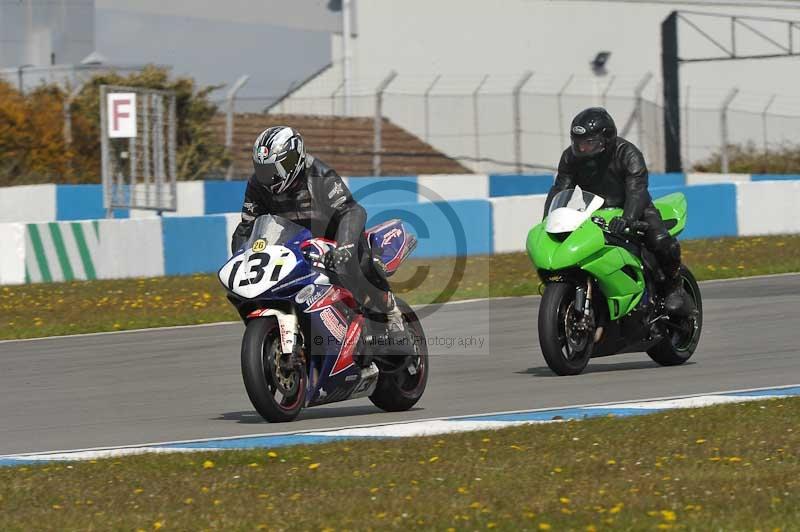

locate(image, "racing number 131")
[[228, 253, 283, 288]]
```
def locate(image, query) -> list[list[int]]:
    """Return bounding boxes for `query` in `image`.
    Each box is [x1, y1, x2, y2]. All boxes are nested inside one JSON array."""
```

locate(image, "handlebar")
[[591, 217, 649, 236]]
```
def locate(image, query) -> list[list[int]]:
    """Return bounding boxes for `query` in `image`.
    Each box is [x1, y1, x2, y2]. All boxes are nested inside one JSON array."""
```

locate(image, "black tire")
[[647, 266, 703, 366], [369, 299, 429, 412], [538, 282, 592, 376], [241, 318, 306, 423]]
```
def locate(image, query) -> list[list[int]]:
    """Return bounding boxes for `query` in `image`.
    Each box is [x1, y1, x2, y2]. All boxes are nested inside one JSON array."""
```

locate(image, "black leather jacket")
[[231, 155, 366, 253], [544, 137, 652, 221]]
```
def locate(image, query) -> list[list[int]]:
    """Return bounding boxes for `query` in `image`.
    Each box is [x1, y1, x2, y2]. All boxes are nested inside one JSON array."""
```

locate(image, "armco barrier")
[[23, 219, 164, 283], [0, 223, 25, 285], [3, 181, 800, 284], [736, 181, 800, 236], [5, 174, 800, 223], [0, 184, 56, 223]]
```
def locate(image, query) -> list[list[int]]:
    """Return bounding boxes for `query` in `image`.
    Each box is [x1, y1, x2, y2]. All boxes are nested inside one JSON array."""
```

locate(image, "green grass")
[[2, 234, 799, 341], [1, 398, 797, 530]]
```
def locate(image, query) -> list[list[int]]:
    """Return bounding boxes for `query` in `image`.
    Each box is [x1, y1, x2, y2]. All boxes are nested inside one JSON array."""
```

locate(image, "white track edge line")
[[4, 383, 798, 459]]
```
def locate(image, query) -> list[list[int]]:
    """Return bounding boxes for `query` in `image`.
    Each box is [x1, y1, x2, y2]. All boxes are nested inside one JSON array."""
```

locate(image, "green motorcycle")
[[526, 188, 702, 376]]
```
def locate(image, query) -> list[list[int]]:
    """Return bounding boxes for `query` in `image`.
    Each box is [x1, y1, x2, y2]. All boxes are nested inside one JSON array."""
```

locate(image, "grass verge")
[[1, 234, 799, 340], [1, 398, 797, 530]]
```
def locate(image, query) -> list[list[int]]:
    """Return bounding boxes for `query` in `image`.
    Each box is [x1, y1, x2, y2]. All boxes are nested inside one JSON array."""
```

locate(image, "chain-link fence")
[[216, 76, 800, 176]]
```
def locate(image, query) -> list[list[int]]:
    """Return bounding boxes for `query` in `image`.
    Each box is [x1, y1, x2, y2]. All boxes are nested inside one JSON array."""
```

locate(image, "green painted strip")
[[27, 225, 52, 283], [48, 223, 75, 281], [71, 223, 97, 280], [25, 267, 30, 284], [92, 220, 99, 239]]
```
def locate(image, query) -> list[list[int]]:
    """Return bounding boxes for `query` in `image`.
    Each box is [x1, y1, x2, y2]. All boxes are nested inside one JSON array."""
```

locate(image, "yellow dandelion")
[[202, 460, 214, 469], [267, 451, 278, 458], [133, 488, 144, 494], [606, 459, 616, 465], [695, 438, 706, 444], [153, 522, 164, 531], [429, 456, 439, 463], [469, 502, 482, 509], [184, 498, 194, 505], [559, 497, 570, 504], [457, 486, 469, 494], [308, 463, 320, 470], [539, 523, 552, 531], [487, 523, 497, 529], [661, 510, 677, 522]]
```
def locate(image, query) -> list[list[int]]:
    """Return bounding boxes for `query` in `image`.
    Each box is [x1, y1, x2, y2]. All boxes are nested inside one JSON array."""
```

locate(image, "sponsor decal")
[[252, 239, 267, 252], [304, 285, 356, 312], [381, 227, 403, 248], [328, 181, 344, 198], [256, 145, 270, 162], [572, 125, 587, 135], [320, 307, 347, 343], [331, 196, 347, 209], [330, 314, 364, 376], [295, 284, 316, 304], [243, 201, 257, 214]]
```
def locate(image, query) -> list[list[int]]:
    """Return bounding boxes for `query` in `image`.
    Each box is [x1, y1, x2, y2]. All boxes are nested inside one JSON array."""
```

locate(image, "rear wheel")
[[647, 266, 703, 366], [369, 300, 428, 412], [538, 282, 593, 376], [241, 318, 306, 422]]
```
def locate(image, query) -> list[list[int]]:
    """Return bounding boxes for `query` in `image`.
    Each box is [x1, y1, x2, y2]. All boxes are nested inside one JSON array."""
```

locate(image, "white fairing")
[[218, 244, 298, 299], [545, 188, 605, 234]]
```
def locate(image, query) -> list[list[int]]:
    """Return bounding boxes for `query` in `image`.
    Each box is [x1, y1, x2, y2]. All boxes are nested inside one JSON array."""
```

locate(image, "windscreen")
[[244, 215, 306, 249], [547, 188, 605, 215]]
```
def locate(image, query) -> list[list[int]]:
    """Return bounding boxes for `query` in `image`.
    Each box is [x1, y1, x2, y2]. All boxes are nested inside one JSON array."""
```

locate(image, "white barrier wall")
[[417, 174, 489, 202], [490, 195, 548, 254], [686, 173, 751, 186], [736, 181, 800, 236], [128, 181, 207, 218], [0, 184, 56, 223], [0, 223, 25, 284]]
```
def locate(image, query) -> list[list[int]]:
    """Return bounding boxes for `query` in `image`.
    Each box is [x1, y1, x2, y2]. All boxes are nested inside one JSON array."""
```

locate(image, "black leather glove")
[[323, 244, 354, 270], [609, 217, 628, 235]]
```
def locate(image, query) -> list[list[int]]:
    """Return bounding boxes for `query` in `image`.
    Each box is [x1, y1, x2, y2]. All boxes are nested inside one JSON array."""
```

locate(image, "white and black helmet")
[[252, 126, 306, 193]]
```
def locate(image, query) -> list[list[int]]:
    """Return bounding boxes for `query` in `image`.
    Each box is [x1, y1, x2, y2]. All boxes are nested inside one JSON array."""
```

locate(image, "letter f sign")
[[108, 93, 137, 138]]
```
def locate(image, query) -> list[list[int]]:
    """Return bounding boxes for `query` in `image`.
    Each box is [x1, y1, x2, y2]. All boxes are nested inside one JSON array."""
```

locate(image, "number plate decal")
[[219, 245, 297, 299]]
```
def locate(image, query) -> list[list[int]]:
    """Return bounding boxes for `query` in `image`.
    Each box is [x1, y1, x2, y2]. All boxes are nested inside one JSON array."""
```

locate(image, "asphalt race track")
[[1, 274, 799, 456]]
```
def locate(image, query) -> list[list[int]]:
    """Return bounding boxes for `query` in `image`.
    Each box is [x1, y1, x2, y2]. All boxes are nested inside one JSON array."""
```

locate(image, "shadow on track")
[[517, 359, 692, 377], [215, 404, 423, 424]]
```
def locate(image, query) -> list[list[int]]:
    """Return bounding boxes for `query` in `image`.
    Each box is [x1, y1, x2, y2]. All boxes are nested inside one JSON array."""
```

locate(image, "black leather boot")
[[663, 270, 695, 317]]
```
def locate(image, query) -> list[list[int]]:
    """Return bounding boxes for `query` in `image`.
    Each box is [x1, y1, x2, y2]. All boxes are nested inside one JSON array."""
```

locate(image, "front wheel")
[[369, 300, 428, 412], [647, 266, 703, 366], [538, 282, 593, 376], [241, 318, 306, 422]]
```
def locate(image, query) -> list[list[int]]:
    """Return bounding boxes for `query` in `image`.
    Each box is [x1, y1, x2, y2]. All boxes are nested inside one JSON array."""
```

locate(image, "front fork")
[[572, 279, 603, 344]]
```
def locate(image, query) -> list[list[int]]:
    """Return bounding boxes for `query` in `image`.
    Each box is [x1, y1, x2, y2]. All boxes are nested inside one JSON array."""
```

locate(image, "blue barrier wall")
[[204, 181, 247, 215], [56, 184, 129, 220], [649, 173, 685, 188], [489, 174, 553, 197], [364, 199, 492, 258], [650, 184, 738, 239], [750, 174, 800, 182], [162, 216, 229, 276]]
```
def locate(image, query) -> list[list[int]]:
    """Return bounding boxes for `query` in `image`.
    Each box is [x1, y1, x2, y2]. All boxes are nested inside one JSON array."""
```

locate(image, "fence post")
[[633, 72, 653, 160], [683, 85, 690, 168], [330, 81, 344, 115], [424, 74, 441, 143], [225, 75, 250, 181], [719, 87, 739, 174], [761, 94, 776, 160], [513, 70, 534, 174], [601, 75, 616, 108], [472, 74, 489, 172], [557, 74, 574, 150], [373, 71, 398, 176]]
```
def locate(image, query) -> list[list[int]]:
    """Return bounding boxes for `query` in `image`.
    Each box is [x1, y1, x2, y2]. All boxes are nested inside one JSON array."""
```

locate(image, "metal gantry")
[[662, 10, 800, 172]]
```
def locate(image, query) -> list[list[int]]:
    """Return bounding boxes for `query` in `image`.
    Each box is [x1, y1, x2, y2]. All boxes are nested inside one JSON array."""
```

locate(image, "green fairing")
[[526, 192, 686, 320]]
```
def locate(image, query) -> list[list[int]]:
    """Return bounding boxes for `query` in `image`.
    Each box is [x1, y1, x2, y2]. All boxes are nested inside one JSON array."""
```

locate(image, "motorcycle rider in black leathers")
[[230, 126, 405, 333], [544, 107, 692, 315]]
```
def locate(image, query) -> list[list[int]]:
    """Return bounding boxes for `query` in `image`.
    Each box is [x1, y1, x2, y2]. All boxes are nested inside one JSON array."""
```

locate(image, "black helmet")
[[569, 107, 617, 159], [252, 126, 307, 193]]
